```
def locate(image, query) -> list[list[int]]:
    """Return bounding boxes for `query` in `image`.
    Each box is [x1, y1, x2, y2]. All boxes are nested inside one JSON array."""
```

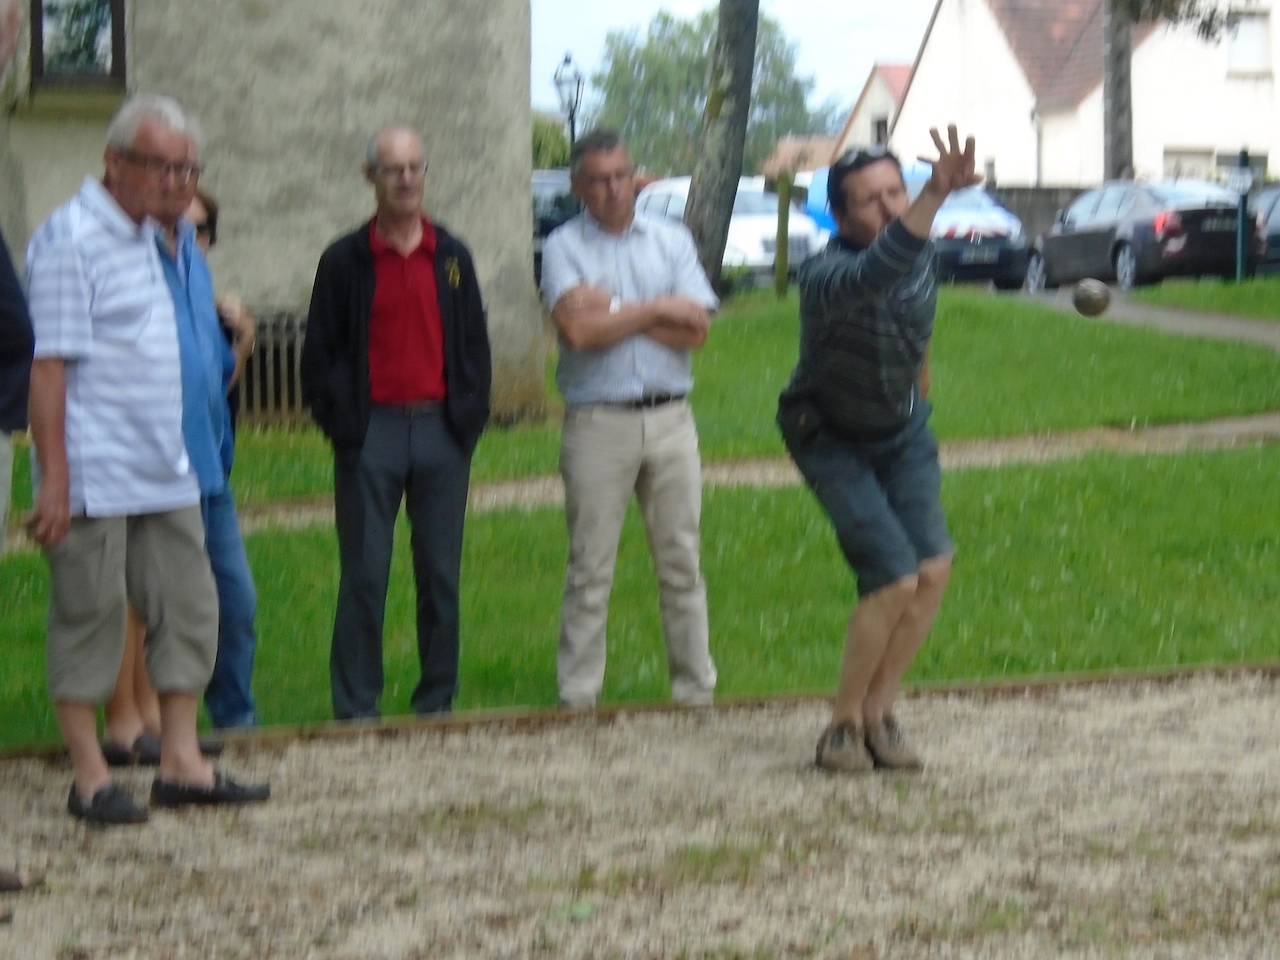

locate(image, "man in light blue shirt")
[[152, 128, 259, 732], [540, 128, 718, 709]]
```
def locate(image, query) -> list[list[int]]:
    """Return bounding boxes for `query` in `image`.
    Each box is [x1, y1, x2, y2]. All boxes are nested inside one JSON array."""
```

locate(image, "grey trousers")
[[330, 405, 471, 720], [557, 400, 716, 707]]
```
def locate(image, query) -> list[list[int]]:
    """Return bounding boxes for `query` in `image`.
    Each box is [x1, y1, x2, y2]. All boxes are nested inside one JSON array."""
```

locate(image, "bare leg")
[[101, 607, 147, 748], [54, 701, 110, 801], [829, 575, 917, 728], [156, 691, 215, 787], [863, 555, 952, 725], [132, 616, 162, 736]]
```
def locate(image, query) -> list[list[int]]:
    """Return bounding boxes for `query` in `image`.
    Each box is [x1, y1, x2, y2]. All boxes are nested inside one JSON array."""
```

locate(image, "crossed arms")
[[551, 286, 710, 351]]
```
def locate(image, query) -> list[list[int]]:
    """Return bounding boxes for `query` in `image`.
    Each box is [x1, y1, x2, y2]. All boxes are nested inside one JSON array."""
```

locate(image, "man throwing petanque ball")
[[778, 125, 980, 774]]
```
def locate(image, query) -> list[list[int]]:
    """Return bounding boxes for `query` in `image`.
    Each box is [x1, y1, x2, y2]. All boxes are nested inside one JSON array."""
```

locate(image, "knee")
[[869, 573, 919, 615], [918, 555, 952, 594]]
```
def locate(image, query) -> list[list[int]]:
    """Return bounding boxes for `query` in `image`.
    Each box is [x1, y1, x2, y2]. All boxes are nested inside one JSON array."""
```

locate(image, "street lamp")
[[553, 52, 584, 147]]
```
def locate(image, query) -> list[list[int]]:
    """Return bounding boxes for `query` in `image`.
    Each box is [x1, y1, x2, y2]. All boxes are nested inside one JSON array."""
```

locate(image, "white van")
[[636, 176, 829, 283]]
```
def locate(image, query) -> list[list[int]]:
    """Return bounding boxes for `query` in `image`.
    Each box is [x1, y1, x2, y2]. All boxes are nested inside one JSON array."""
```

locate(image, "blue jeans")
[[201, 485, 259, 728]]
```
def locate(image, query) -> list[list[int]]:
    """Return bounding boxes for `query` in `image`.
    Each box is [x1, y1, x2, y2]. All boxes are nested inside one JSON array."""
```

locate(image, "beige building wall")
[[4, 0, 544, 419]]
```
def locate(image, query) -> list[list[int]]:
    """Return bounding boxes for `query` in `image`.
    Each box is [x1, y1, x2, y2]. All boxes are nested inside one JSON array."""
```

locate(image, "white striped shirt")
[[26, 177, 198, 517]]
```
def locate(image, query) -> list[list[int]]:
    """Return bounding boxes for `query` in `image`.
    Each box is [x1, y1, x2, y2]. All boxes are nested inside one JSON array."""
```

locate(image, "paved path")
[[1020, 288, 1280, 349]]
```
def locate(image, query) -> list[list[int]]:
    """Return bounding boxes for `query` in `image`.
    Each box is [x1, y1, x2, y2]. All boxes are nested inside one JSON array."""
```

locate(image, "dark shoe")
[[864, 715, 924, 771], [0, 868, 44, 893], [112, 732, 223, 767], [100, 739, 136, 767], [150, 772, 270, 808], [815, 723, 873, 773], [67, 783, 149, 826]]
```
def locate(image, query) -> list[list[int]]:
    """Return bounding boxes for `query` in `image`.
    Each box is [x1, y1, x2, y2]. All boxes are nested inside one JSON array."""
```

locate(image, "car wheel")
[[1114, 243, 1138, 291], [1025, 252, 1051, 293]]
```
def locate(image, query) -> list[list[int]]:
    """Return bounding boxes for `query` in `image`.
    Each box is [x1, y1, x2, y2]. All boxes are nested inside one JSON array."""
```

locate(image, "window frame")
[[30, 0, 126, 88]]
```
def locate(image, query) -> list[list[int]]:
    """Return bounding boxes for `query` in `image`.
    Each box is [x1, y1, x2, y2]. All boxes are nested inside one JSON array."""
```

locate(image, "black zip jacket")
[[300, 220, 492, 452], [0, 229, 34, 433]]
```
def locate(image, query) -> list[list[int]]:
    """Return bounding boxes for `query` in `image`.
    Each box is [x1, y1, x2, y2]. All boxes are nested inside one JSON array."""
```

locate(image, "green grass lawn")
[[1128, 275, 1280, 322], [9, 287, 1280, 514], [4, 445, 1278, 751]]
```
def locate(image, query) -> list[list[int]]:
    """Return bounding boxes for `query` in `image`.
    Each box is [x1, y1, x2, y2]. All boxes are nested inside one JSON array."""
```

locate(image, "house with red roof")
[[834, 62, 914, 158], [889, 0, 1276, 186]]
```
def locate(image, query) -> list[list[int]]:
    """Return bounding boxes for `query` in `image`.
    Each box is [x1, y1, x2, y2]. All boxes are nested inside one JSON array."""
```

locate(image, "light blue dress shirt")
[[157, 222, 235, 496], [540, 212, 718, 406]]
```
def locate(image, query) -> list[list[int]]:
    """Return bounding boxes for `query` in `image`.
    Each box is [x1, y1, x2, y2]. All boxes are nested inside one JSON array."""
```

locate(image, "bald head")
[[363, 125, 427, 220]]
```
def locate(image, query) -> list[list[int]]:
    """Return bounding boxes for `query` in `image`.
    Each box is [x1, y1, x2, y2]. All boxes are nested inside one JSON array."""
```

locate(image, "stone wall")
[[6, 0, 545, 420]]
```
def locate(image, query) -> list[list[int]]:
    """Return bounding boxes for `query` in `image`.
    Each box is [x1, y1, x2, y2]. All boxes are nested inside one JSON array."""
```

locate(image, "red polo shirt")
[[367, 218, 446, 405]]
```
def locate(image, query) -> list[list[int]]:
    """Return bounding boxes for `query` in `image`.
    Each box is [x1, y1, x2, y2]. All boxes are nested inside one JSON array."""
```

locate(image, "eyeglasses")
[[579, 170, 634, 189], [117, 149, 203, 183], [374, 160, 428, 180]]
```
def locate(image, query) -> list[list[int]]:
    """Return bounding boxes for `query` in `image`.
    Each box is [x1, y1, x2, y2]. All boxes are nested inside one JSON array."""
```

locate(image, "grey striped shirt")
[[782, 219, 936, 437]]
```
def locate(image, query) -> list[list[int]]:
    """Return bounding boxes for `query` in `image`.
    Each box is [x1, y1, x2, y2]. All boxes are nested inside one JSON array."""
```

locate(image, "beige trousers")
[[558, 400, 716, 707]]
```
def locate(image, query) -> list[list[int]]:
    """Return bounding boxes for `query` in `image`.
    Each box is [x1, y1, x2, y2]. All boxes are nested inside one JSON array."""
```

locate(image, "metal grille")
[[233, 313, 309, 427]]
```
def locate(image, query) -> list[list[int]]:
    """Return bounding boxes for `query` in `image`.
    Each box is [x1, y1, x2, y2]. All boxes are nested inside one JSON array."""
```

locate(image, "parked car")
[[929, 186, 1029, 289], [803, 167, 1027, 289], [532, 168, 579, 284], [1027, 178, 1256, 292], [636, 176, 828, 282], [1250, 183, 1280, 276]]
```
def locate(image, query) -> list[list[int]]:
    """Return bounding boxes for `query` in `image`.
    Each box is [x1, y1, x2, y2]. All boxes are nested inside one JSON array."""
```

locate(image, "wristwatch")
[[609, 296, 621, 315]]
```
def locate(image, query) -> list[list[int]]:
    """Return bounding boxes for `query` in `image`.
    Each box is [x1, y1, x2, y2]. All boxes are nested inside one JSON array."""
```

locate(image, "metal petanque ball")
[[1072, 278, 1111, 317]]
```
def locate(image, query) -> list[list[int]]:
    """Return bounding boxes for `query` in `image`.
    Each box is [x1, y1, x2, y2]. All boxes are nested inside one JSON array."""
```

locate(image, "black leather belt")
[[616, 393, 686, 409], [375, 400, 441, 415]]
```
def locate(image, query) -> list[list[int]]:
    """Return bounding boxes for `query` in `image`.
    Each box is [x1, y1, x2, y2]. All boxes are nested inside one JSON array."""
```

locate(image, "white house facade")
[[892, 0, 1278, 188]]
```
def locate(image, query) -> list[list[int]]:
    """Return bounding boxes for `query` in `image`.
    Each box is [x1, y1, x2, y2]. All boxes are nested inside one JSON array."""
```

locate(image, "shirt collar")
[[369, 215, 437, 257], [79, 176, 156, 241], [582, 209, 648, 239]]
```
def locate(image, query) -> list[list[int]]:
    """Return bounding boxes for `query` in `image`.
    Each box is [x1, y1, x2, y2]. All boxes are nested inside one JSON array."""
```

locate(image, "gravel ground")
[[3, 672, 1279, 959]]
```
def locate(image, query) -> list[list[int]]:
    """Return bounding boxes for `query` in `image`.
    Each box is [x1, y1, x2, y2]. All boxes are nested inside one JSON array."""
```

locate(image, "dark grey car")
[[1027, 179, 1255, 292], [1250, 184, 1280, 276], [533, 169, 579, 284]]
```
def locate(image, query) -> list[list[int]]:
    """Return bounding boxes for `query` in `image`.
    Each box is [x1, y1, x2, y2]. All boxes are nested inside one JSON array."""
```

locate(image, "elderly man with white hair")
[[25, 94, 269, 825]]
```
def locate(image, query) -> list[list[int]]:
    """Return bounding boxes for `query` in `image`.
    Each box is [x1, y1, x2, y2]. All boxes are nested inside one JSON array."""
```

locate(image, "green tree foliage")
[[1120, 0, 1234, 37], [591, 10, 827, 176], [533, 113, 570, 169], [43, 0, 112, 75]]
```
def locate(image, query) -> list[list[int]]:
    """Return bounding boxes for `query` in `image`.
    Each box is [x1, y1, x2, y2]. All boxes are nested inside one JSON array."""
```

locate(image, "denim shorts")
[[782, 399, 952, 597]]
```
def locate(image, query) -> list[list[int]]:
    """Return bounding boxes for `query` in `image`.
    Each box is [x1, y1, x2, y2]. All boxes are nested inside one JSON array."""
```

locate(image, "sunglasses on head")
[[831, 144, 899, 176]]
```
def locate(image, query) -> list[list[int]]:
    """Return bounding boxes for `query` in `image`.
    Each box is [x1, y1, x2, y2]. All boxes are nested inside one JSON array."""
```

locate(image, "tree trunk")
[[684, 0, 759, 290], [1103, 1, 1134, 179]]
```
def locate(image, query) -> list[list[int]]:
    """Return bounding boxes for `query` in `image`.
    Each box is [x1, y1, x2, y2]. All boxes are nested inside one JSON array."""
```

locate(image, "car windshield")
[[1148, 181, 1239, 206], [732, 191, 783, 216]]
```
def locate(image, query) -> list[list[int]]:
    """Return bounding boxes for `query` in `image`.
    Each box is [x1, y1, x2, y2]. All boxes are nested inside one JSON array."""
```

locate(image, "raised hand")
[[919, 125, 982, 197]]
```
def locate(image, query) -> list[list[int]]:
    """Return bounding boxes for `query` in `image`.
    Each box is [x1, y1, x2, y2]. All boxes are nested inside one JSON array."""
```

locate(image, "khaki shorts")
[[45, 505, 218, 702]]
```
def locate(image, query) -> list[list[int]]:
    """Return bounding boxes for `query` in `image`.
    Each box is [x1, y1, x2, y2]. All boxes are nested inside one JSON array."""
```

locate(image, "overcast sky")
[[530, 0, 938, 116]]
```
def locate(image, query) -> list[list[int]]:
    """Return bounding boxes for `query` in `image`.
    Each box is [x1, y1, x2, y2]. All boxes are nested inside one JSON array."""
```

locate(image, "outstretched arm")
[[900, 124, 983, 240]]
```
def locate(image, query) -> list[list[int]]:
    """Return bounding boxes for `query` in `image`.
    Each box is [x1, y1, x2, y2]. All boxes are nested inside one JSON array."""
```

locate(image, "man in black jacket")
[[0, 226, 32, 558], [301, 125, 492, 720]]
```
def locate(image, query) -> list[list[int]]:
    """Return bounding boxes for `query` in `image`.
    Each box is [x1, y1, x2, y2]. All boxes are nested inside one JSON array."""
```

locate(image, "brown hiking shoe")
[[864, 715, 923, 771], [815, 723, 873, 773]]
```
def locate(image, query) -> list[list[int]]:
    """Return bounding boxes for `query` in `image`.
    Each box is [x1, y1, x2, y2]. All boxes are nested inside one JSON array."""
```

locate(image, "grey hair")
[[106, 94, 205, 154], [364, 124, 420, 170]]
